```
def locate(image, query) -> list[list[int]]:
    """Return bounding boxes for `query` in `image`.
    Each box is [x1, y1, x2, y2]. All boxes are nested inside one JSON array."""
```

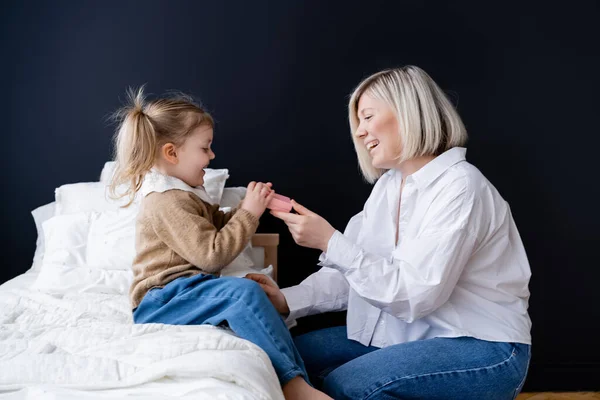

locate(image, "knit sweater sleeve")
[[210, 202, 243, 230], [146, 191, 259, 273]]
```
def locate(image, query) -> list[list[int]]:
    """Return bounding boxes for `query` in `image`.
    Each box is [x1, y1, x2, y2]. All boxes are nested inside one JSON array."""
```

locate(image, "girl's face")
[[172, 125, 215, 187], [355, 94, 402, 169]]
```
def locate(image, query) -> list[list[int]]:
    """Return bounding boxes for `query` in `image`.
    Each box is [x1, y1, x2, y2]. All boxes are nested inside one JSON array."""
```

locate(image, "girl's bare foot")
[[282, 376, 333, 400]]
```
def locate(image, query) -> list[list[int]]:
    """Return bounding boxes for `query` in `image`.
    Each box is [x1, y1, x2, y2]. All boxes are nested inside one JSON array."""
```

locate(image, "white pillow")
[[30, 202, 56, 271], [99, 161, 116, 183], [223, 242, 255, 270], [33, 210, 135, 294], [202, 168, 229, 204], [55, 182, 137, 215], [221, 263, 275, 281], [41, 209, 137, 271], [220, 186, 246, 208], [86, 208, 138, 270], [99, 161, 229, 204], [41, 213, 91, 268]]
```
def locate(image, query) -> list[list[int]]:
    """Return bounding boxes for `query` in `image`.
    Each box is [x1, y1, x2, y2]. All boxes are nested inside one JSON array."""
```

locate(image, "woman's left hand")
[[270, 200, 336, 252]]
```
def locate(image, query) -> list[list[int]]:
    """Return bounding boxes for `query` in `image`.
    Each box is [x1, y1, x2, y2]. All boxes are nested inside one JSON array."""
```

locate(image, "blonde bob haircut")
[[348, 65, 468, 183]]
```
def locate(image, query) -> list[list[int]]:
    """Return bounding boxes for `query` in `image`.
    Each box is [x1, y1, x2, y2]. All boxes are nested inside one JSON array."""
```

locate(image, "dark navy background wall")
[[2, 0, 598, 391]]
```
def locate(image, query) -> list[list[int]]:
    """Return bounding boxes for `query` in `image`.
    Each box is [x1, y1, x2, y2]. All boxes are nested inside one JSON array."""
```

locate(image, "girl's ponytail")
[[109, 87, 157, 206]]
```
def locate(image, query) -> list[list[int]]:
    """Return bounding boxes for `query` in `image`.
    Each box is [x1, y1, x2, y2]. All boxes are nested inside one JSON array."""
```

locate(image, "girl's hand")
[[271, 200, 335, 252], [241, 182, 275, 219], [245, 273, 290, 316]]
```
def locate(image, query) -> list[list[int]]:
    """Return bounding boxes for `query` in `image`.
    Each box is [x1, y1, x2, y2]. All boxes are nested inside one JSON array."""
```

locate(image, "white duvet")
[[0, 273, 284, 400]]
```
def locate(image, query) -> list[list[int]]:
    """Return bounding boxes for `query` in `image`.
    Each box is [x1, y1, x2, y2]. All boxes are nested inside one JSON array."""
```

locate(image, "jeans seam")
[[513, 346, 531, 399], [318, 366, 338, 381], [145, 288, 168, 304], [362, 347, 518, 400], [280, 368, 305, 385]]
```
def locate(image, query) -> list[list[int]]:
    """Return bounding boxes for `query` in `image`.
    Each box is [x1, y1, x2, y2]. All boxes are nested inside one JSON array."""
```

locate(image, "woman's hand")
[[241, 182, 275, 219], [245, 273, 290, 316], [271, 200, 336, 252]]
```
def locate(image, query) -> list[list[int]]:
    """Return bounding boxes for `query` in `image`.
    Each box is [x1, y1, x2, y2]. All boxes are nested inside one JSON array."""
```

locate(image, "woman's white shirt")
[[281, 147, 532, 346]]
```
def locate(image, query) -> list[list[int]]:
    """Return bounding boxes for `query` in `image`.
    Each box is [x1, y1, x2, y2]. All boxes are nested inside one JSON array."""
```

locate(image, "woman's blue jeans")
[[133, 274, 309, 386], [294, 326, 531, 400]]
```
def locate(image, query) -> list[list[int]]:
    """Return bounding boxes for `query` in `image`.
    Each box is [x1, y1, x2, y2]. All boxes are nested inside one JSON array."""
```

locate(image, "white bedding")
[[0, 272, 284, 400]]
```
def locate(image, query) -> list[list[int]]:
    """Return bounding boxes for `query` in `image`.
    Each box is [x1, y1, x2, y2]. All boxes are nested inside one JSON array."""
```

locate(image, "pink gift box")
[[267, 193, 292, 212]]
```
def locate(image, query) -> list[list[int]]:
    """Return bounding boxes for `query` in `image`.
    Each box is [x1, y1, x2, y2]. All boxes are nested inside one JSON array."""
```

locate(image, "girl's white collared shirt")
[[141, 168, 213, 204]]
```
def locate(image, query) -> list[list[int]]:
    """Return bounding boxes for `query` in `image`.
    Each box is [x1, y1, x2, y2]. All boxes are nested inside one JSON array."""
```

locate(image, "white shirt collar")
[[408, 147, 467, 189], [141, 168, 214, 204], [382, 147, 467, 222]]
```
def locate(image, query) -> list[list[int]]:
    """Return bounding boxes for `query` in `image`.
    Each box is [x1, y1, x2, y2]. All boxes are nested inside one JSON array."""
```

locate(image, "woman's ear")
[[161, 143, 178, 165]]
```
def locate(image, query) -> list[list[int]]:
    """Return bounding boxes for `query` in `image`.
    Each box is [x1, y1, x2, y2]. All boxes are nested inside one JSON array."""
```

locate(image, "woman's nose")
[[355, 128, 367, 139]]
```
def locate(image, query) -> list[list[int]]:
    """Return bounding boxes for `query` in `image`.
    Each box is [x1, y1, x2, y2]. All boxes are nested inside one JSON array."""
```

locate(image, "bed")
[[0, 163, 285, 400]]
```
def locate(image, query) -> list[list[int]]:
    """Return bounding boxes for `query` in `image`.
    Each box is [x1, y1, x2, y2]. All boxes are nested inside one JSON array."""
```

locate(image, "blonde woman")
[[247, 66, 532, 399]]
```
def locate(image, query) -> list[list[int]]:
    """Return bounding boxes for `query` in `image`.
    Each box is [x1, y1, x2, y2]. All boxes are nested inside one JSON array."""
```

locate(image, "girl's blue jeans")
[[133, 273, 309, 386]]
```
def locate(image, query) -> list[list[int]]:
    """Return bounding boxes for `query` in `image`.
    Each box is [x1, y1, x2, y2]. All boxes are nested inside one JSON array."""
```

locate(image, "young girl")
[[108, 87, 331, 400]]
